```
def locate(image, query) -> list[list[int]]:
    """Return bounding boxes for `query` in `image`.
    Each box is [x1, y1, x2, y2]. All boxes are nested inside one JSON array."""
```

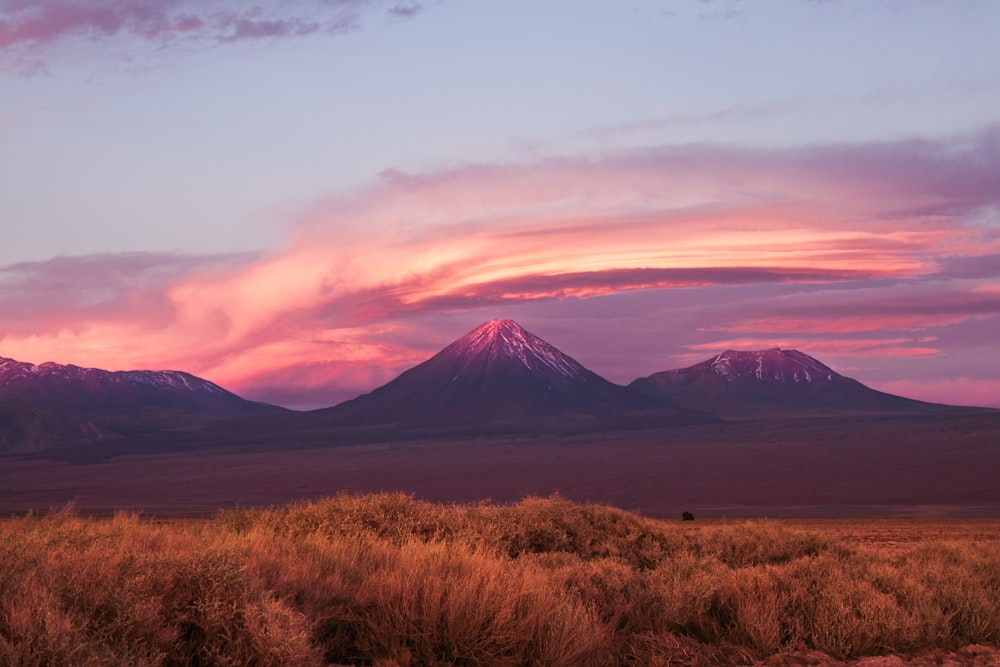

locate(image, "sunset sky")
[[3, 0, 1000, 409]]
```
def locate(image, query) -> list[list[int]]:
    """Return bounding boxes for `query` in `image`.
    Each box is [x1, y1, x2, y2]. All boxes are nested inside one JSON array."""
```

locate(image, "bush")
[[2, 495, 999, 666]]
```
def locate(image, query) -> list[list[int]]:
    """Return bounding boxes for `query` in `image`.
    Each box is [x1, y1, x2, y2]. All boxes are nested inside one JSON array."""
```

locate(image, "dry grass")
[[2, 494, 999, 666]]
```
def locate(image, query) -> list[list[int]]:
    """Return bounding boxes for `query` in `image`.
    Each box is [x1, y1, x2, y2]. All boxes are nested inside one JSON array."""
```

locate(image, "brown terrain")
[[3, 410, 998, 518]]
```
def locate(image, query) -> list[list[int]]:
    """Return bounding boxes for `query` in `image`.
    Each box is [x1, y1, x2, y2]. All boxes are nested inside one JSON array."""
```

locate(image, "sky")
[[2, 0, 1000, 410]]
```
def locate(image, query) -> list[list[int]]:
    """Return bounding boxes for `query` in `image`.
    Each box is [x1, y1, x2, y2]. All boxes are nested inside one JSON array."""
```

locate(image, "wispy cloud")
[[709, 281, 1000, 335], [214, 14, 323, 43], [0, 252, 254, 335], [2, 131, 999, 406], [0, 0, 182, 49], [388, 3, 422, 19], [0, 0, 372, 71], [585, 103, 792, 142], [936, 252, 1000, 279], [683, 337, 941, 359]]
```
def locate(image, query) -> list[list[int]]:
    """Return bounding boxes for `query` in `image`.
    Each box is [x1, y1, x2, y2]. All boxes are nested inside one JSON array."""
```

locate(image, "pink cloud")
[[0, 0, 365, 62], [391, 266, 883, 313], [0, 1, 184, 48], [874, 378, 1000, 410], [682, 337, 940, 361], [0, 252, 254, 334], [708, 281, 1000, 335], [3, 133, 1000, 407]]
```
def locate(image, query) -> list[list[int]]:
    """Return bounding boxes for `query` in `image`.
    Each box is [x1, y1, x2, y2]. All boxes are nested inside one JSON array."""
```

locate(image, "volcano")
[[628, 348, 955, 419], [314, 319, 708, 434]]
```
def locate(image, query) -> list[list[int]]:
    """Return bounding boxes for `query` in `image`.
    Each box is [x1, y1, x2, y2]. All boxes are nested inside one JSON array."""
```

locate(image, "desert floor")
[[3, 413, 999, 518]]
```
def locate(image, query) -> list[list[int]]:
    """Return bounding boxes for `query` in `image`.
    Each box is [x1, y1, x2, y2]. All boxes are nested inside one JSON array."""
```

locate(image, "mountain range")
[[0, 357, 276, 414], [0, 356, 280, 454], [308, 319, 706, 436], [0, 320, 982, 455]]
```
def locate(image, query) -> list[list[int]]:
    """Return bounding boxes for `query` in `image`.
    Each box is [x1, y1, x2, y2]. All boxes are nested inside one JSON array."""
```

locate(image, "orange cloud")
[[3, 136, 999, 406]]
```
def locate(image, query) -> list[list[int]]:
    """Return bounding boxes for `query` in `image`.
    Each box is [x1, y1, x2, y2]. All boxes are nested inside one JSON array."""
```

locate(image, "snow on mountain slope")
[[696, 348, 837, 384], [316, 319, 707, 432], [329, 319, 622, 409], [429, 318, 598, 391], [1, 357, 226, 393], [448, 319, 587, 379], [0, 355, 273, 414], [628, 348, 953, 419]]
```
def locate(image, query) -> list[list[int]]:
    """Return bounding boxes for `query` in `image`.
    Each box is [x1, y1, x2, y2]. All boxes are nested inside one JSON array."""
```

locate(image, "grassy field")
[[2, 495, 999, 666]]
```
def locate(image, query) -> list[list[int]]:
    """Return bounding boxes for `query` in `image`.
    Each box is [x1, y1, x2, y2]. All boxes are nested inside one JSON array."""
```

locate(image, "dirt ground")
[[2, 413, 999, 518]]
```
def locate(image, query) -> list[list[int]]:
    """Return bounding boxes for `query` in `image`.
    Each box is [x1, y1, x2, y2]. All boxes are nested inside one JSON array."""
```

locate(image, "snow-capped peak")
[[706, 348, 837, 384], [449, 319, 587, 378]]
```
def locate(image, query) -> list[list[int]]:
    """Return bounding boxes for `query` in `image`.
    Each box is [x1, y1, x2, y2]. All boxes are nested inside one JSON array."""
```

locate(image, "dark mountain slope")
[[0, 356, 278, 414], [0, 356, 283, 454], [628, 348, 961, 420], [310, 319, 710, 435]]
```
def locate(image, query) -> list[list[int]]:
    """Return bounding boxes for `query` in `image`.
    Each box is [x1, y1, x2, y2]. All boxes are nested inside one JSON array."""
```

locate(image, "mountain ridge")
[[0, 355, 278, 414], [311, 319, 709, 434], [2, 325, 988, 456], [0, 355, 284, 455], [628, 347, 956, 419]]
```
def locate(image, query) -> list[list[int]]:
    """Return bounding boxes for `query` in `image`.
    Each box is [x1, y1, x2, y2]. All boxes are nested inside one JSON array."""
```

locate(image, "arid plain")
[[4, 409, 1000, 665], [3, 411, 998, 518]]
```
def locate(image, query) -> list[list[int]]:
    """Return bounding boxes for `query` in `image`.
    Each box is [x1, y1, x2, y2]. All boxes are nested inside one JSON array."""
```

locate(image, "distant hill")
[[0, 356, 282, 454], [311, 319, 710, 435], [0, 403, 115, 453], [0, 356, 277, 414], [628, 348, 960, 419]]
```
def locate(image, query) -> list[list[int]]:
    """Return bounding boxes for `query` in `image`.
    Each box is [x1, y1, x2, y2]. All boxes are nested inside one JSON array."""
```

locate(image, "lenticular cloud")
[[1, 133, 999, 407]]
